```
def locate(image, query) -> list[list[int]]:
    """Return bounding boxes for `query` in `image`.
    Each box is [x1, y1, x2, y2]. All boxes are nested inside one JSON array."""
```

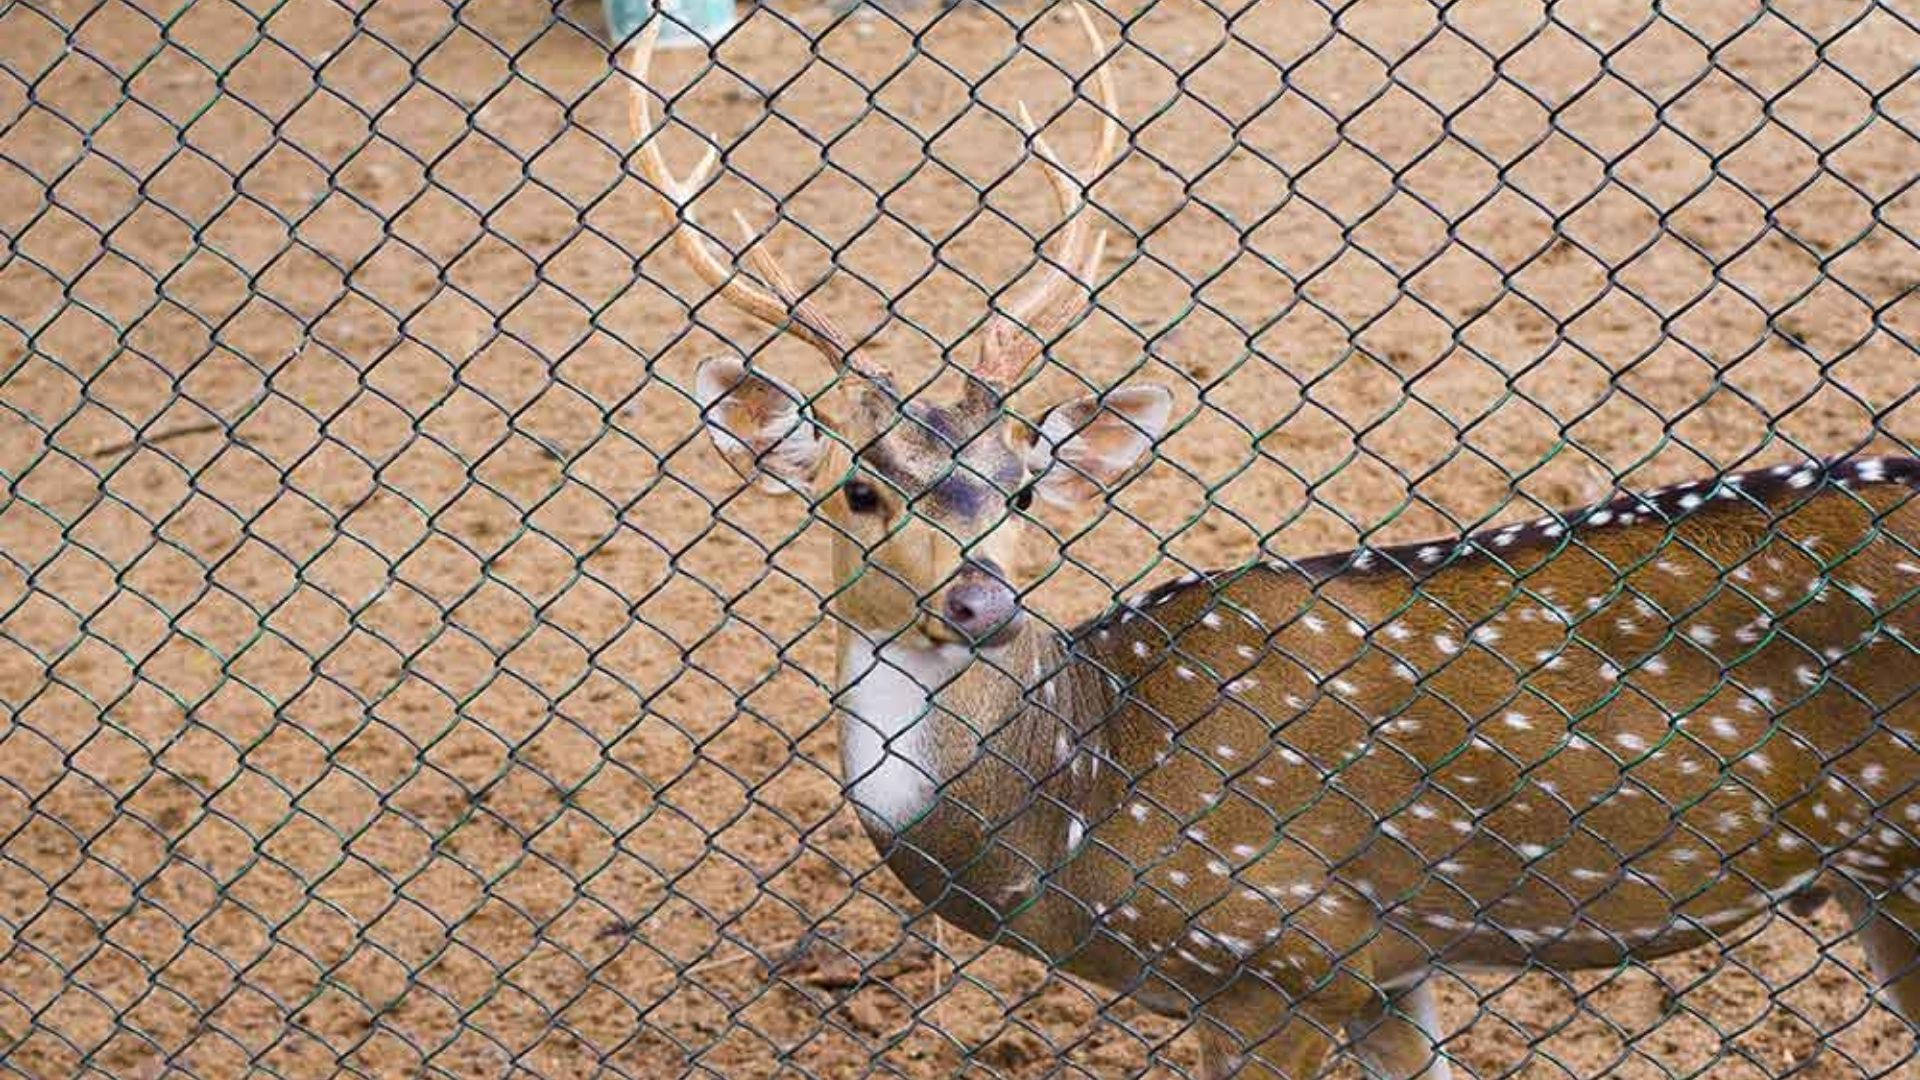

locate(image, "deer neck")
[[835, 624, 1123, 940]]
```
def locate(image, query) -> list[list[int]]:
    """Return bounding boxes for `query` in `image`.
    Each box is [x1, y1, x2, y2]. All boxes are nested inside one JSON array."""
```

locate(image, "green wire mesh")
[[2, 0, 1917, 1075]]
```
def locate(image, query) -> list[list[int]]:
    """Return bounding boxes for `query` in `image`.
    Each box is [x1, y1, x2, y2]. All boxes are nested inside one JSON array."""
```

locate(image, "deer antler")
[[974, 2, 1123, 391], [625, 24, 892, 387]]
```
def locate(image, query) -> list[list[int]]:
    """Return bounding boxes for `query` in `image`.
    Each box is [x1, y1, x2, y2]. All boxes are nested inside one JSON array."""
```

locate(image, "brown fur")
[[701, 349, 1920, 1078], [839, 454, 1920, 1078]]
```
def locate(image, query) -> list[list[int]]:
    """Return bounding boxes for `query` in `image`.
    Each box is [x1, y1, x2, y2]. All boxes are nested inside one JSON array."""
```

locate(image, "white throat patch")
[[838, 639, 972, 834]]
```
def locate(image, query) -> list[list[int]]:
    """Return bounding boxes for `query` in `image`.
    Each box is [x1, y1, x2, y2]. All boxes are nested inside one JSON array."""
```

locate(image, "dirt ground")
[[2, 0, 1918, 1074]]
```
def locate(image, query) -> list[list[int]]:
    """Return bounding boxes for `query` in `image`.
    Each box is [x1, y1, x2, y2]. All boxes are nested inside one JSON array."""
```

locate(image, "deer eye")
[[844, 480, 883, 514], [1012, 486, 1035, 512]]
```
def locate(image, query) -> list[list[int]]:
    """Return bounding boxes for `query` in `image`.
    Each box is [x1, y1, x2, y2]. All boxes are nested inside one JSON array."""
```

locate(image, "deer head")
[[628, 8, 1167, 655]]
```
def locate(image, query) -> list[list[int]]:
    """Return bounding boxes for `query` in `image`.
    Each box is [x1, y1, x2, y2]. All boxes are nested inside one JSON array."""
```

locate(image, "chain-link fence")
[[3, 0, 1919, 1075]]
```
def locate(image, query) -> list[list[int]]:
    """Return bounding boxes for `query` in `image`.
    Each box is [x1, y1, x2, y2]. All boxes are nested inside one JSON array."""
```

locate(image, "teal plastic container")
[[606, 0, 736, 48]]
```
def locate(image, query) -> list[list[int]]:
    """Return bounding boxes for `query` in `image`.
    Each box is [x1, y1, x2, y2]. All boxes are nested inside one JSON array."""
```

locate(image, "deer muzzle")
[[935, 560, 1024, 648]]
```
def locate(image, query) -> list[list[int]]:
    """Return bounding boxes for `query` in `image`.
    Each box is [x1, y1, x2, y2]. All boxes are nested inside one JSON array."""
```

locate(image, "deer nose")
[[942, 561, 1023, 646]]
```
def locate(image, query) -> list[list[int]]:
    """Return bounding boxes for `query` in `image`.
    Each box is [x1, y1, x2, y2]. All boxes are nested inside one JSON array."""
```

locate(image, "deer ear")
[[1027, 385, 1172, 509], [696, 356, 827, 494]]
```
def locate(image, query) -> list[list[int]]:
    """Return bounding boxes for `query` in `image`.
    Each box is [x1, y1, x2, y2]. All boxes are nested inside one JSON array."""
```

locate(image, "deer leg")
[[1197, 998, 1339, 1080], [1837, 882, 1920, 1021], [1344, 977, 1454, 1080], [1196, 972, 1379, 1080]]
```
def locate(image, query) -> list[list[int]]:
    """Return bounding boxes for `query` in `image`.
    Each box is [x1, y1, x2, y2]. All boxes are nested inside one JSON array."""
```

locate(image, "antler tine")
[[976, 1, 1124, 390], [624, 23, 864, 368], [724, 211, 893, 387]]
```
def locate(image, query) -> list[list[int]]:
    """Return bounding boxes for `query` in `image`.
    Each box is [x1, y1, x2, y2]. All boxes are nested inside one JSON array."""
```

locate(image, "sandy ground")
[[1, 0, 1918, 1074]]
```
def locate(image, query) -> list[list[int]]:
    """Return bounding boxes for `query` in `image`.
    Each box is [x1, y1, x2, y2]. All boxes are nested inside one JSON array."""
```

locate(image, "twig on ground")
[[88, 419, 225, 459], [646, 950, 755, 993], [931, 919, 949, 1006]]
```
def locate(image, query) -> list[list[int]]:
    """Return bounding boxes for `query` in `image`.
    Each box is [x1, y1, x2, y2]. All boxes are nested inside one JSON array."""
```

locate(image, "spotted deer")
[[628, 16, 1920, 1078]]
